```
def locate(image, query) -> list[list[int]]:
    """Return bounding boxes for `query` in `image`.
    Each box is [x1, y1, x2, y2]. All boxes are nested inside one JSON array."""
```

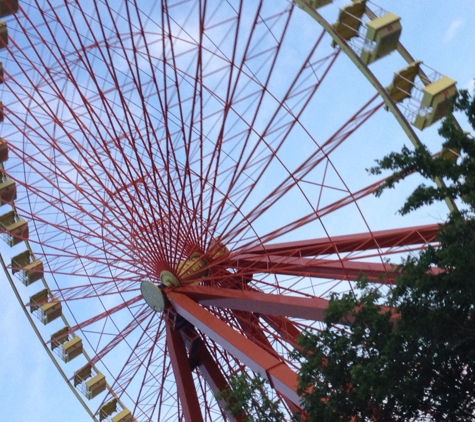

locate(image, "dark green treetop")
[[294, 90, 475, 421]]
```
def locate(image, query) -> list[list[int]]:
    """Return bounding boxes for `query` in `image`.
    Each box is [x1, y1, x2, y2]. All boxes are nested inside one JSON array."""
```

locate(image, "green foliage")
[[294, 283, 397, 422], [369, 89, 475, 215], [215, 372, 287, 422], [293, 91, 475, 421]]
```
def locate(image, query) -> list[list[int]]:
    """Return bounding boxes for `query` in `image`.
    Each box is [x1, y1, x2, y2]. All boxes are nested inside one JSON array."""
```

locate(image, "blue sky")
[[1, 1, 474, 421]]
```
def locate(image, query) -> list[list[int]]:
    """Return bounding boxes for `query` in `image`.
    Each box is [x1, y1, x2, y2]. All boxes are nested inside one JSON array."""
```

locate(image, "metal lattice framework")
[[0, 0, 454, 421]]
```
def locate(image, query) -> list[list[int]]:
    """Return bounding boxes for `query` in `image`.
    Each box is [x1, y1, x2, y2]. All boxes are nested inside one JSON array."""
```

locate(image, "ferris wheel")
[[0, 0, 461, 421]]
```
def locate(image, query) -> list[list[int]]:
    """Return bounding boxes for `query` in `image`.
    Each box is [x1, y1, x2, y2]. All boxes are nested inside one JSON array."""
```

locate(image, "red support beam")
[[232, 309, 280, 351], [167, 291, 301, 406], [262, 315, 302, 349], [230, 310, 308, 419], [175, 285, 329, 322], [240, 224, 439, 257], [166, 323, 204, 422], [174, 285, 397, 326], [196, 339, 243, 422], [229, 254, 396, 282]]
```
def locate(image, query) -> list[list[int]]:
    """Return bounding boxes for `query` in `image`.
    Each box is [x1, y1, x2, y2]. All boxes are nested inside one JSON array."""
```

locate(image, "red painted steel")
[[72, 306, 152, 375], [166, 323, 204, 422], [2, 1, 446, 420], [262, 315, 303, 349], [242, 224, 439, 256], [167, 291, 301, 405], [195, 337, 243, 422], [52, 295, 143, 345], [230, 254, 396, 282], [176, 285, 329, 321]]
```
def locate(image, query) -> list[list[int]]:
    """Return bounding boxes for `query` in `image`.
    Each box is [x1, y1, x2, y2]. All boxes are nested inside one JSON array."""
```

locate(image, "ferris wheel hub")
[[140, 280, 165, 312], [160, 270, 180, 287]]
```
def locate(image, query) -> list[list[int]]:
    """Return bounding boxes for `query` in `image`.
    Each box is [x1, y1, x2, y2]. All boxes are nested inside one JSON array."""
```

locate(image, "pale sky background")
[[1, 1, 474, 421]]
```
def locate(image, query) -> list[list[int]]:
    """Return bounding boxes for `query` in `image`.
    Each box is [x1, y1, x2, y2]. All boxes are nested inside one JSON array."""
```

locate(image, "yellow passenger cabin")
[[0, 210, 27, 246], [305, 0, 333, 8], [0, 179, 17, 205], [60, 336, 83, 363], [0, 138, 7, 162], [332, 0, 366, 45], [412, 76, 457, 130], [11, 249, 44, 286], [29, 288, 48, 312], [28, 288, 62, 324], [360, 12, 401, 64], [0, 21, 7, 48], [39, 299, 62, 325], [51, 326, 70, 350], [74, 366, 107, 400], [386, 61, 422, 103], [85, 372, 107, 400], [100, 399, 118, 421], [112, 409, 133, 422], [0, 0, 18, 18]]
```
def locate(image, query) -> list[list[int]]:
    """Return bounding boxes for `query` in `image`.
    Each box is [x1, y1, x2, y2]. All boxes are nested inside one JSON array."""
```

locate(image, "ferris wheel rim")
[[0, 1, 453, 421]]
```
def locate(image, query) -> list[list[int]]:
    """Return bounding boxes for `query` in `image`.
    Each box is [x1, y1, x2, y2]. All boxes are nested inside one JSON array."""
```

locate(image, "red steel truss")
[[0, 1, 445, 421]]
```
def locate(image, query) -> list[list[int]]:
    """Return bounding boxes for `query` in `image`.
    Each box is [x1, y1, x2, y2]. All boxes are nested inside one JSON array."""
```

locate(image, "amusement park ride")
[[0, 0, 465, 420]]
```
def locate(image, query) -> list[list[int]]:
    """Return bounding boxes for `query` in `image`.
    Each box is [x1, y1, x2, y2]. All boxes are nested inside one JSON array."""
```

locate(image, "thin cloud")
[[444, 19, 464, 43]]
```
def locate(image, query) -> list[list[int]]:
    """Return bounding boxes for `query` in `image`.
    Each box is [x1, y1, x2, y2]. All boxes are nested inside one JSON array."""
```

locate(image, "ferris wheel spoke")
[[175, 285, 328, 321], [157, 3, 207, 241], [221, 93, 382, 246], [50, 280, 139, 302], [226, 309, 284, 363], [166, 323, 204, 422], [100, 312, 162, 402], [114, 320, 172, 421], [167, 290, 300, 405], [76, 306, 154, 377], [247, 223, 440, 256], [220, 160, 384, 256], [17, 2, 186, 264], [168, 3, 279, 246], [3, 129, 165, 272], [261, 315, 302, 349], [212, 36, 339, 242], [235, 177, 384, 250], [124, 319, 175, 421], [192, 335, 240, 421], [151, 7, 205, 256], [158, 3, 303, 249], [198, 3, 288, 197], [84, 4, 190, 254], [232, 254, 396, 282], [150, 349, 178, 422], [48, 295, 143, 342]]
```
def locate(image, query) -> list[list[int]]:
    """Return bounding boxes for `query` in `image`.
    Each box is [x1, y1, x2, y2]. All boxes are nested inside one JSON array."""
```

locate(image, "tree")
[[293, 90, 475, 421], [215, 372, 288, 422], [217, 91, 475, 421]]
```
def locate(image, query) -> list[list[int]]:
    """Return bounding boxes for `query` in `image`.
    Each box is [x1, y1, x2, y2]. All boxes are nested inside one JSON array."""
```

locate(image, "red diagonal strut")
[[195, 337, 243, 422], [52, 295, 142, 343], [166, 323, 204, 422], [175, 285, 329, 322], [241, 224, 439, 256], [167, 291, 300, 405], [229, 255, 396, 282]]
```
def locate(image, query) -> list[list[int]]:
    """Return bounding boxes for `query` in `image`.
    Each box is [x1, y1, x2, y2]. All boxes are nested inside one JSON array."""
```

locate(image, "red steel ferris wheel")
[[0, 0, 457, 421]]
